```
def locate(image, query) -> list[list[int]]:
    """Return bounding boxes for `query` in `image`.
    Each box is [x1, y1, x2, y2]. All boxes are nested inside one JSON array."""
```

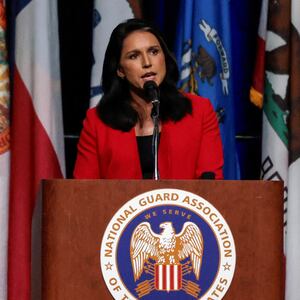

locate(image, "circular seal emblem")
[[100, 189, 236, 300]]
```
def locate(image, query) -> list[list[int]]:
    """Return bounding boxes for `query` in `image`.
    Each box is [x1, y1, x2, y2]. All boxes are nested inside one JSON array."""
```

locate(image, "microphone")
[[143, 80, 160, 180], [200, 172, 215, 179], [143, 80, 159, 102], [143, 81, 160, 118]]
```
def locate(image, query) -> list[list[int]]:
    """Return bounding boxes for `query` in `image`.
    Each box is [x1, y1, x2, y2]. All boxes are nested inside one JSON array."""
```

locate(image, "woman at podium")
[[73, 19, 223, 180]]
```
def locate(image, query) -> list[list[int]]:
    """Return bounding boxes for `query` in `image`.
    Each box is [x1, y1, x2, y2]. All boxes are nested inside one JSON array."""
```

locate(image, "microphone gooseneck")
[[143, 81, 160, 180]]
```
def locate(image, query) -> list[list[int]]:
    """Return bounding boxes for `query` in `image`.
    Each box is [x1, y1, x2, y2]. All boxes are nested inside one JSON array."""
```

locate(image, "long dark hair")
[[97, 18, 192, 131]]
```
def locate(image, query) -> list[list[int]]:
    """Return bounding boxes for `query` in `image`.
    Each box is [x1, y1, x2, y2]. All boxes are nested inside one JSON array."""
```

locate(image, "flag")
[[0, 1, 10, 298], [250, 0, 300, 298], [175, 0, 240, 179], [8, 0, 65, 299], [90, 0, 141, 107], [249, 0, 269, 109]]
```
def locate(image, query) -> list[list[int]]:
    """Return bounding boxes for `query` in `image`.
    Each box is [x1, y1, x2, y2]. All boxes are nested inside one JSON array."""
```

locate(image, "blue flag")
[[175, 0, 240, 179]]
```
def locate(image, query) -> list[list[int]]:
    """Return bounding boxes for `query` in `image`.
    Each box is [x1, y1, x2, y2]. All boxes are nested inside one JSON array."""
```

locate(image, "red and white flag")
[[8, 0, 65, 299]]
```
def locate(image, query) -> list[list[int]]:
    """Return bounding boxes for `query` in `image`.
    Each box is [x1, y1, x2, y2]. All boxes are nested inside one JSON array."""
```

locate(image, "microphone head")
[[143, 80, 159, 102], [143, 80, 158, 90]]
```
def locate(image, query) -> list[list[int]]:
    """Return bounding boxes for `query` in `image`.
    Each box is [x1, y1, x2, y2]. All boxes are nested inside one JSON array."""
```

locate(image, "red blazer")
[[73, 94, 224, 179]]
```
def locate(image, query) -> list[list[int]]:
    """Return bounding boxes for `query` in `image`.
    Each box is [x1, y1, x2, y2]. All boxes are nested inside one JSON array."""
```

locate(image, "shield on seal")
[[154, 264, 182, 291]]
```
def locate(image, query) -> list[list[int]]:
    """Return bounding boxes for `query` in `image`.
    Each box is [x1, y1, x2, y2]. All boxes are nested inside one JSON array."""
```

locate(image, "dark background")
[[57, 0, 262, 178]]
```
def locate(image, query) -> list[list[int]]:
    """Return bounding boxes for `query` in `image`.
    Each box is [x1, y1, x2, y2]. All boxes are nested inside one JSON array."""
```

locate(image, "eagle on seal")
[[130, 221, 204, 281]]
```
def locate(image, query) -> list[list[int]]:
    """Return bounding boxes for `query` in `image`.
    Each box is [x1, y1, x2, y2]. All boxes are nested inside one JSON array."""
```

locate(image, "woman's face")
[[117, 30, 167, 91]]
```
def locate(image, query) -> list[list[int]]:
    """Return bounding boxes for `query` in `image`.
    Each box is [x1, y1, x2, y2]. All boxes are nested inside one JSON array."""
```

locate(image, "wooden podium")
[[42, 180, 284, 299]]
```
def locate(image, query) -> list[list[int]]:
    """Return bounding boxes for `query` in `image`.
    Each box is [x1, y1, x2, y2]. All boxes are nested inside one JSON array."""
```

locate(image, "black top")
[[136, 135, 154, 179]]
